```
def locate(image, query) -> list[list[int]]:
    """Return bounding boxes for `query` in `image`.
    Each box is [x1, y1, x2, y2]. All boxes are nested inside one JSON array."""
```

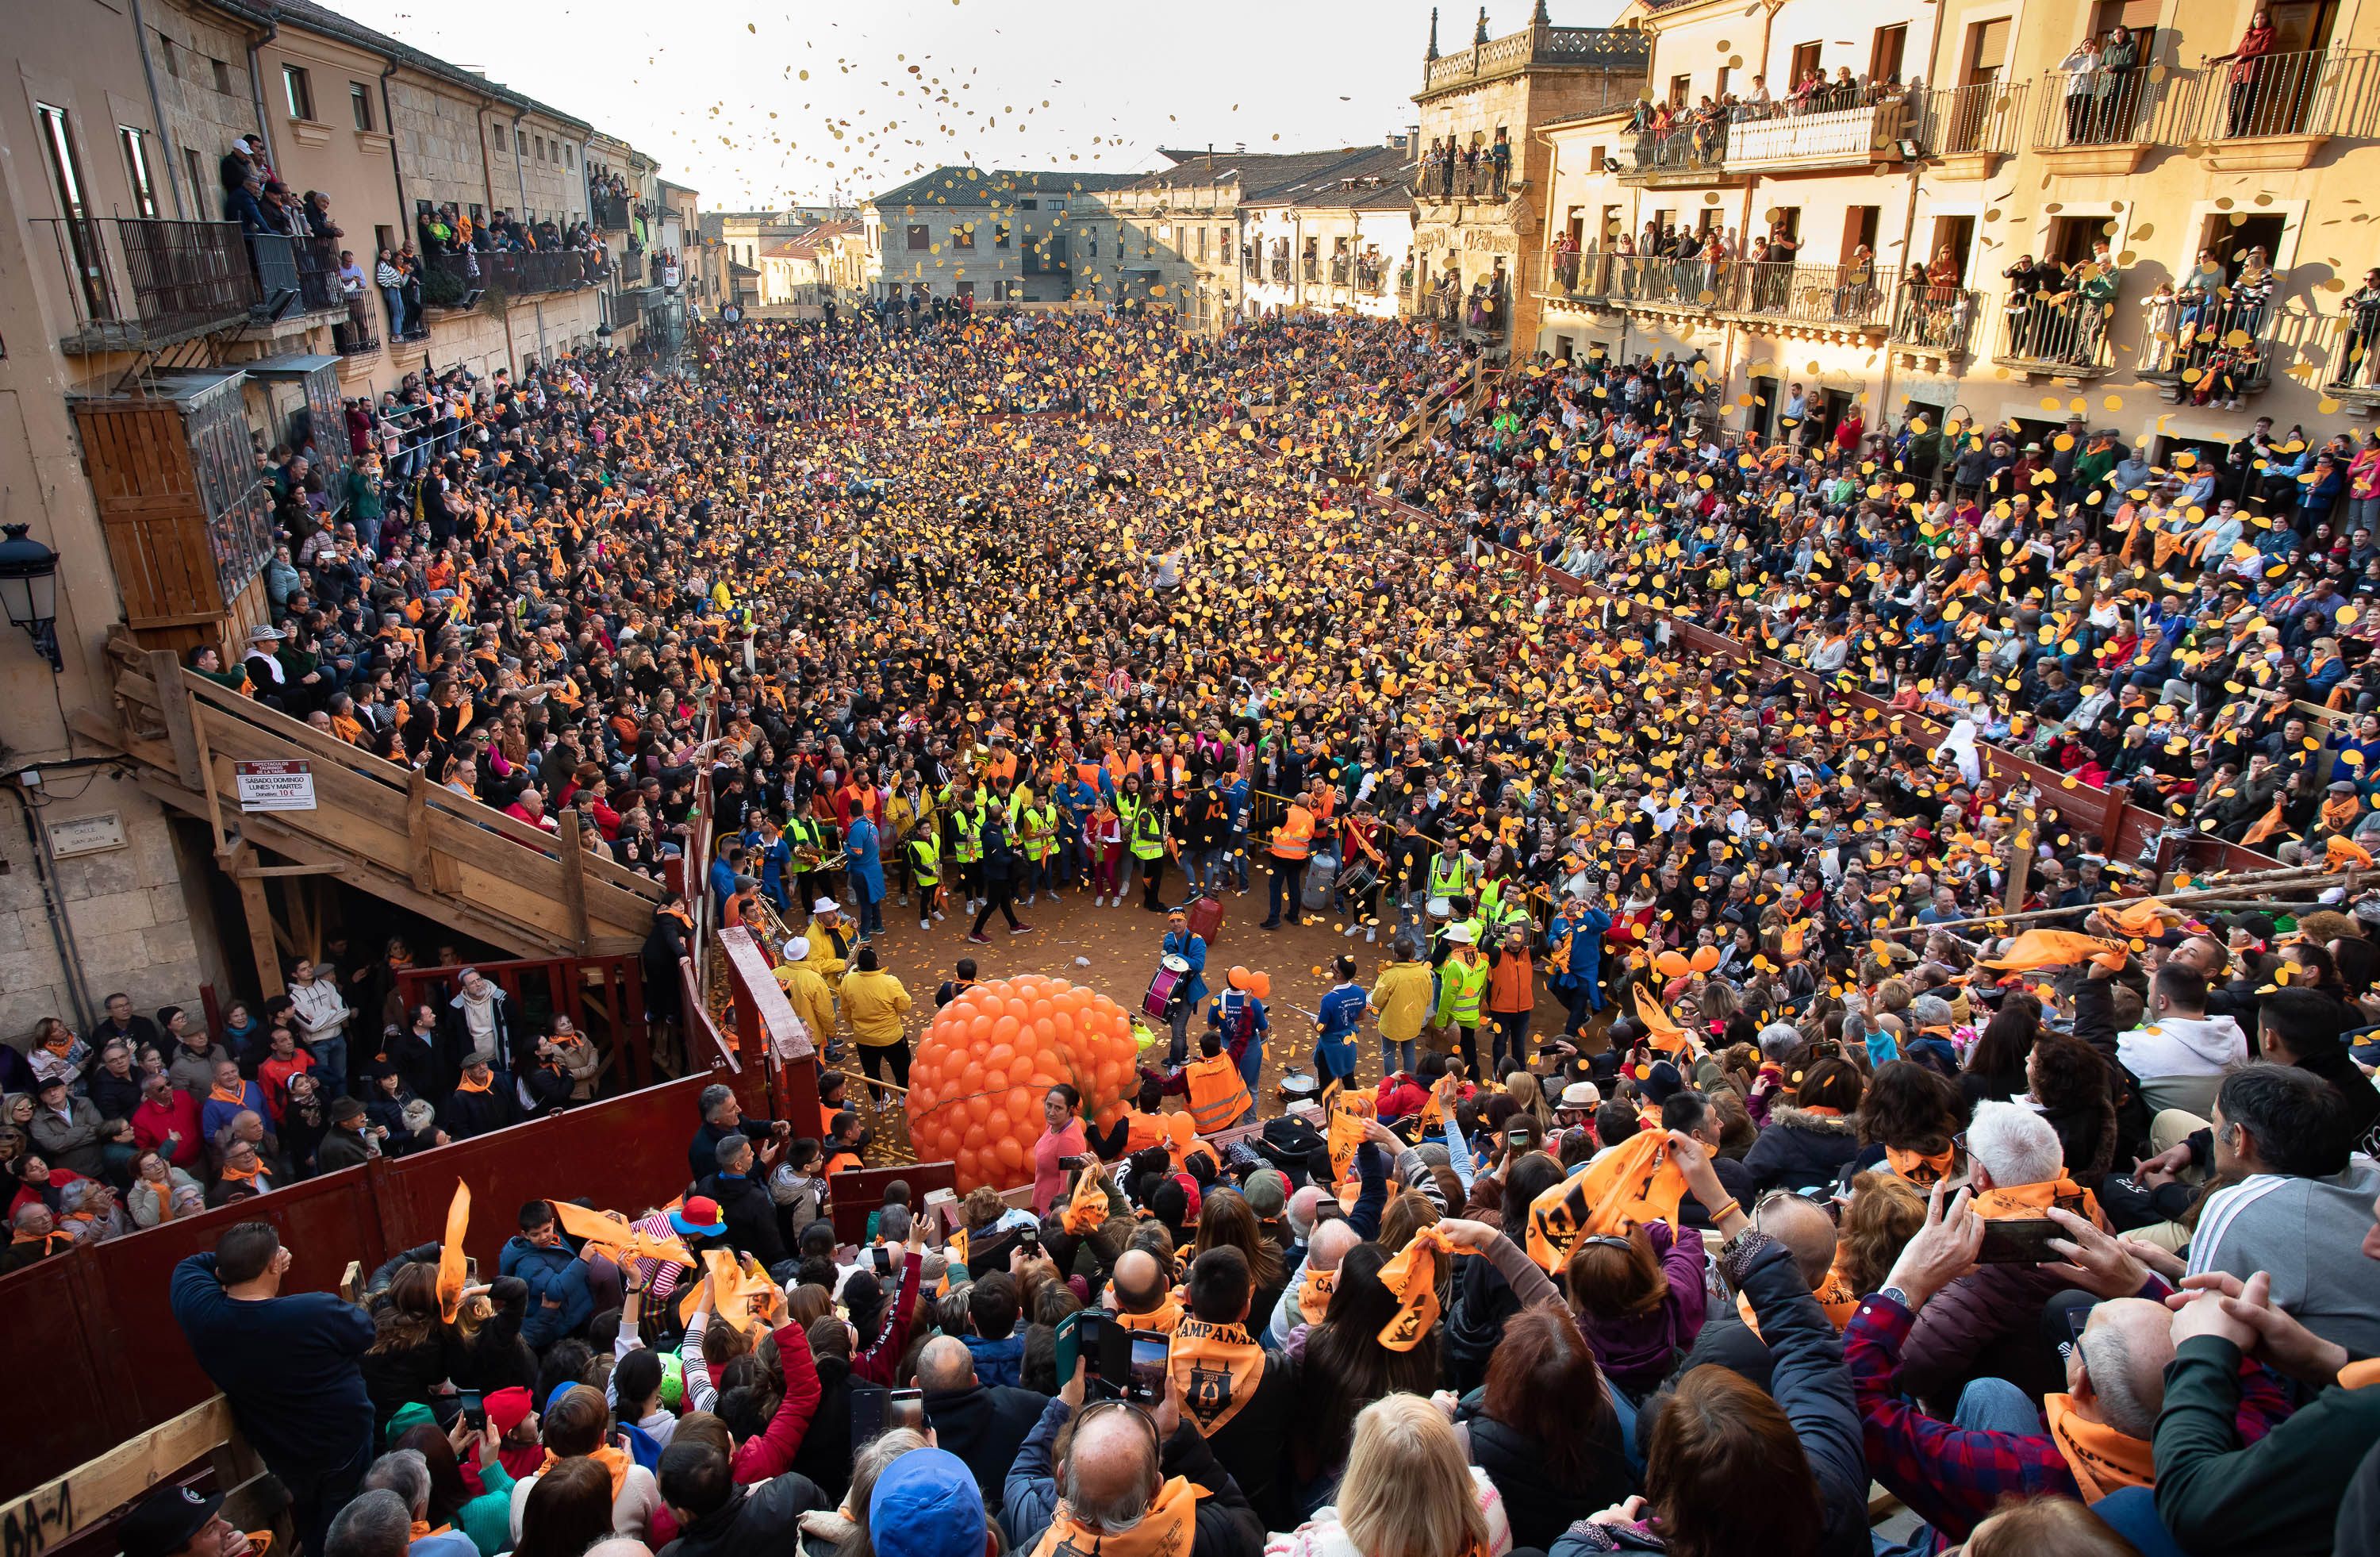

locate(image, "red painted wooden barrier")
[[0, 1073, 710, 1502]]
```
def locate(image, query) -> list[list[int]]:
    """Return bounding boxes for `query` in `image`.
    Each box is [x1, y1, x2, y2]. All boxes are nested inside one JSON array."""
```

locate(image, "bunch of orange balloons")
[[905, 975, 1142, 1192], [1653, 946, 1722, 979]]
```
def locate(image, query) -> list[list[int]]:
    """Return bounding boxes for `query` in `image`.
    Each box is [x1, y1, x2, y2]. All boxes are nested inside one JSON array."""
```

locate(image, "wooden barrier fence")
[[0, 1073, 711, 1503]]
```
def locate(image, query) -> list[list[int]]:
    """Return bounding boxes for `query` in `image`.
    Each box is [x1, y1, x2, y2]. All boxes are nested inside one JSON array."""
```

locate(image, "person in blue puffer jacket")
[[499, 1200, 592, 1349]]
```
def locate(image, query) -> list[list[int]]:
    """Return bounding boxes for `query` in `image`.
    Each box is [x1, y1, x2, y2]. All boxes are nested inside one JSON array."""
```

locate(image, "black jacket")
[[699, 1170, 792, 1274], [1741, 1105, 1860, 1193], [1196, 1342, 1299, 1533], [1460, 1401, 1633, 1553], [658, 1468, 829, 1557], [788, 1353, 854, 1505], [923, 1381, 1050, 1503], [439, 1081, 520, 1140]]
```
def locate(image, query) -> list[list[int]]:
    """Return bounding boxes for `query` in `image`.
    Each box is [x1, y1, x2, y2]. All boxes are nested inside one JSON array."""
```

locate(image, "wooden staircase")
[[79, 636, 662, 988]]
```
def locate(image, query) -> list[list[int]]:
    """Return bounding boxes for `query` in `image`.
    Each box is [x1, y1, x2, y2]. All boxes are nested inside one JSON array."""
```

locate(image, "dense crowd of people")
[[8, 290, 2380, 1557]]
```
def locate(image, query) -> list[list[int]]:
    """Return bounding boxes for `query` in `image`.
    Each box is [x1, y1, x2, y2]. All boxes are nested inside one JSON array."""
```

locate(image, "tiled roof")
[[249, 0, 597, 133], [868, 166, 1138, 210]]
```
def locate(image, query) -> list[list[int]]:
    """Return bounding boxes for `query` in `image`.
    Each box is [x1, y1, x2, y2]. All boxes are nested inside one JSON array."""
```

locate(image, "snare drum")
[[1337, 857, 1380, 900]]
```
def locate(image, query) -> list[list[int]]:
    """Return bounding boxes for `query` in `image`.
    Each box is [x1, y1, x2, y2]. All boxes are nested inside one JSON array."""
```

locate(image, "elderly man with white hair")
[[1890, 1101, 2102, 1412]]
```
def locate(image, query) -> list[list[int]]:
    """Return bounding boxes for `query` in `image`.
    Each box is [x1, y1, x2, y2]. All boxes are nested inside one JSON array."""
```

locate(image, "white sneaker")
[[1344, 925, 1361, 936], [1367, 928, 1377, 943], [934, 909, 946, 922]]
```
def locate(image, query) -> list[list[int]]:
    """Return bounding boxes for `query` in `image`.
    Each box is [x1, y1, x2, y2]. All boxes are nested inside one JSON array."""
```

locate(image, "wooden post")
[[2003, 819, 2035, 915], [147, 650, 205, 792], [559, 809, 592, 956], [406, 768, 436, 892], [234, 857, 286, 1000]]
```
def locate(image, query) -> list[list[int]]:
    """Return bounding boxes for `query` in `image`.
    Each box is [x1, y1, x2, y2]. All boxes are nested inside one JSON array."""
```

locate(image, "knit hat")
[[386, 1401, 437, 1445], [484, 1386, 535, 1438]]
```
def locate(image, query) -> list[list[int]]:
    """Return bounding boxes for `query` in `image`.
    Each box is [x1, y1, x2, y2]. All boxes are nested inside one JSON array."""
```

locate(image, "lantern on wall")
[[0, 522, 62, 671]]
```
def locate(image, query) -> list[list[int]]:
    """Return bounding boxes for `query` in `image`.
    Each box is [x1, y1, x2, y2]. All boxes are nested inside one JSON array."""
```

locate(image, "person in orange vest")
[[1258, 793, 1316, 931], [1141, 1027, 1253, 1136], [1485, 921, 1537, 1075]]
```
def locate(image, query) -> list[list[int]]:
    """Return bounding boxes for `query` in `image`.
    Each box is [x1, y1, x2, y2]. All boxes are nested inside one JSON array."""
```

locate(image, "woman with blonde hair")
[[1501, 1070, 1553, 1134], [1265, 1394, 1511, 1557]]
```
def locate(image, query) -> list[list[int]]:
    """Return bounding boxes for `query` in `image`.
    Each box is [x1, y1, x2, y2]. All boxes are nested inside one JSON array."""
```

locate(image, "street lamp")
[[0, 522, 61, 671]]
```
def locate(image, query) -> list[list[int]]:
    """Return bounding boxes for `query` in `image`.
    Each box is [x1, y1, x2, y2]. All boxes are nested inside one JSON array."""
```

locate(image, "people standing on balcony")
[[376, 248, 409, 341], [1460, 133, 1481, 198], [2060, 37, 2105, 143], [1488, 127, 1511, 198], [2217, 8, 2280, 137], [225, 168, 270, 234], [2098, 26, 2142, 141], [2345, 268, 2380, 387]]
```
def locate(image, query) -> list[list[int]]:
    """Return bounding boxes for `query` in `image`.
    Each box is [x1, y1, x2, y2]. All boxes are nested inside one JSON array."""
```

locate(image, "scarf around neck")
[[2043, 1394, 2152, 1501], [1028, 1475, 1203, 1557], [1170, 1317, 1265, 1434]]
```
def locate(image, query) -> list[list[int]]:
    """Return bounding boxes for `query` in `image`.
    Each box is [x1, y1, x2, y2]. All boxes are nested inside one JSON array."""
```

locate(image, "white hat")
[[1442, 923, 1476, 945], [248, 624, 286, 642], [784, 938, 808, 962], [812, 898, 839, 916], [1560, 1081, 1603, 1110]]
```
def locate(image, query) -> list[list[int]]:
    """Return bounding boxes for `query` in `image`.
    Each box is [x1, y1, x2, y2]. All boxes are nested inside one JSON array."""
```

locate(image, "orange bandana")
[[218, 1161, 263, 1186], [1112, 1295, 1184, 1337], [539, 1444, 631, 1503], [2043, 1394, 2153, 1501], [1376, 1225, 1455, 1351], [1885, 1146, 1955, 1189], [2340, 1359, 2380, 1390], [1061, 1164, 1109, 1236], [1971, 1175, 2105, 1228], [1525, 1133, 1688, 1272], [455, 1071, 493, 1094], [209, 1083, 248, 1108], [1298, 1267, 1338, 1326], [1737, 1262, 1860, 1336], [1028, 1474, 1203, 1557], [1170, 1317, 1265, 1434]]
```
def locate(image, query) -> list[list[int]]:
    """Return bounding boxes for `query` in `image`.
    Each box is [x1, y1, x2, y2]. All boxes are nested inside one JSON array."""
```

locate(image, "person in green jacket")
[[1434, 923, 1487, 1075], [2155, 1236, 2380, 1557]]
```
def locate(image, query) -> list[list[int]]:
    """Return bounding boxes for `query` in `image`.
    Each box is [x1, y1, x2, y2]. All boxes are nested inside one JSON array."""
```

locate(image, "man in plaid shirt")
[[1844, 1184, 2286, 1544]]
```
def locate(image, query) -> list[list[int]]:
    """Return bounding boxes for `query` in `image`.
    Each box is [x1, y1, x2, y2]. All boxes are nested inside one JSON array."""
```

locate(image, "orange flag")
[[547, 1199, 693, 1271], [436, 1182, 471, 1323], [1061, 1163, 1109, 1235], [1326, 1090, 1374, 1184], [2102, 898, 2175, 939], [1981, 928, 2127, 972], [1376, 1225, 1456, 1351], [1524, 1132, 1689, 1273], [2327, 835, 2374, 871], [678, 1248, 774, 1334], [1633, 986, 1695, 1058]]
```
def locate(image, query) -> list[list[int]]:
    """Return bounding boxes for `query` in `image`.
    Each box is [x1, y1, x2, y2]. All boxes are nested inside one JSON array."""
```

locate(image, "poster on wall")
[[235, 759, 317, 812]]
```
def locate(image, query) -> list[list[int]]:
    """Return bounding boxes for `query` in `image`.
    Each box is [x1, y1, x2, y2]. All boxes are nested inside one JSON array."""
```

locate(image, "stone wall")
[[416, 286, 606, 379], [147, 0, 266, 222], [387, 73, 493, 221], [0, 774, 227, 1041]]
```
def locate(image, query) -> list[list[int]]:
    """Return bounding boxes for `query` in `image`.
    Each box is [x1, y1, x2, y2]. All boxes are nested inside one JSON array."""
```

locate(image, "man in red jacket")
[[132, 1072, 205, 1170]]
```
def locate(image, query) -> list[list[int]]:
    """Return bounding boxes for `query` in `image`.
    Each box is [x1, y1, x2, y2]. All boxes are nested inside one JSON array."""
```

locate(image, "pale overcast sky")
[[336, 0, 1625, 208]]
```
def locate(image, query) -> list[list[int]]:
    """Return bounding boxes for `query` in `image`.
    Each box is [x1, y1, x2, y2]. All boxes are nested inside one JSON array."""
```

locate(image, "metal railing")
[[1549, 248, 1614, 302], [432, 247, 597, 297], [1330, 257, 1352, 286], [1356, 262, 1387, 295], [593, 192, 631, 230], [1270, 256, 1290, 284], [1996, 293, 2115, 370], [2328, 298, 2380, 392], [1918, 80, 2029, 156], [1726, 100, 1904, 168], [1891, 285, 1979, 355], [1302, 256, 1321, 283], [2033, 63, 2198, 149], [2140, 293, 2278, 392], [1621, 125, 1726, 178], [331, 317, 380, 356], [619, 248, 645, 283], [1413, 159, 1514, 201], [35, 216, 262, 349], [2190, 47, 2380, 140], [1601, 256, 1889, 328]]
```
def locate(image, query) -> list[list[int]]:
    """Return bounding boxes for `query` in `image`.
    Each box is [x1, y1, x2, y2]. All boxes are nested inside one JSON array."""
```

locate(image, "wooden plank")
[[558, 810, 592, 955], [406, 769, 436, 892], [235, 869, 286, 999], [0, 1397, 237, 1551], [233, 863, 349, 878], [146, 652, 205, 792]]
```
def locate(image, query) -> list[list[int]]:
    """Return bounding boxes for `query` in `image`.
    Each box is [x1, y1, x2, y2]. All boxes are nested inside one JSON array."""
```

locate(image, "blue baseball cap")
[[868, 1448, 985, 1557]]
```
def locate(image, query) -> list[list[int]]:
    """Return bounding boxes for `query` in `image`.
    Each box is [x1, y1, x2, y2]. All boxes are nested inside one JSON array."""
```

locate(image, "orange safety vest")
[[1270, 804, 1315, 861], [1184, 1053, 1252, 1135], [1123, 1109, 1173, 1156], [825, 1150, 863, 1176]]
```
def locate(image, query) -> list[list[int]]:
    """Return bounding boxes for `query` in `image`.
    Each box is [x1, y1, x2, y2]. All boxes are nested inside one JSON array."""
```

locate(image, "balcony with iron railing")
[[1595, 256, 1891, 333], [1890, 285, 1980, 359], [2136, 291, 2313, 404], [1269, 256, 1291, 285], [35, 216, 267, 354], [618, 248, 645, 284], [1916, 80, 2030, 171], [2182, 47, 2380, 168], [2326, 298, 2380, 406], [1302, 256, 1321, 283], [1330, 257, 1352, 287], [1355, 261, 1386, 296], [2030, 59, 2202, 171], [1615, 125, 1742, 186], [1994, 293, 2117, 376], [432, 247, 598, 299], [593, 192, 631, 231]]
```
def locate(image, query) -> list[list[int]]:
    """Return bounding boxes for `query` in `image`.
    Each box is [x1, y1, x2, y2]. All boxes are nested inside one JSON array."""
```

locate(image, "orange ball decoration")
[[906, 976, 1144, 1193]]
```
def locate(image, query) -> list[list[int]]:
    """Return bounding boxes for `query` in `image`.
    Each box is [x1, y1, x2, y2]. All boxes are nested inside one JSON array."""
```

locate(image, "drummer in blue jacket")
[[1158, 907, 1209, 1063], [1547, 891, 1612, 1037]]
